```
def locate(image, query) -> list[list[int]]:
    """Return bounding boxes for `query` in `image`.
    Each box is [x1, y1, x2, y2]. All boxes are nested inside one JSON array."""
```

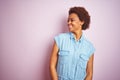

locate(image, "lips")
[[68, 25, 73, 28]]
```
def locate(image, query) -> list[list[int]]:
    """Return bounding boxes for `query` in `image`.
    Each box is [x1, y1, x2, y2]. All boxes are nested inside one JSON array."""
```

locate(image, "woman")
[[50, 6, 95, 80]]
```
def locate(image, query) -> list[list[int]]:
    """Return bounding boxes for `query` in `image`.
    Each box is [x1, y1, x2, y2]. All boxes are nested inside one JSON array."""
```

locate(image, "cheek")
[[72, 22, 80, 28], [71, 22, 77, 26]]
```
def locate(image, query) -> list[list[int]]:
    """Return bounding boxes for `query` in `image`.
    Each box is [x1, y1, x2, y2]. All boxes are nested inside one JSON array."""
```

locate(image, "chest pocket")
[[58, 50, 72, 64], [78, 53, 90, 69]]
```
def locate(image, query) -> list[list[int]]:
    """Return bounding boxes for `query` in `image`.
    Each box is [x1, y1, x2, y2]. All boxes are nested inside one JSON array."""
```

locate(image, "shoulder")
[[54, 32, 70, 49], [55, 32, 70, 39], [84, 39, 93, 46], [82, 36, 95, 55], [83, 36, 94, 48]]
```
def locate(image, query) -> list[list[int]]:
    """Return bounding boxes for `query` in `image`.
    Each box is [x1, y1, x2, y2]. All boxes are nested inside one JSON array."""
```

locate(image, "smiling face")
[[67, 13, 84, 33]]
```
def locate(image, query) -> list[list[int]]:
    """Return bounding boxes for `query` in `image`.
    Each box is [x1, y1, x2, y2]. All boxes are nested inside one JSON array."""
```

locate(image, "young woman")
[[50, 6, 95, 80]]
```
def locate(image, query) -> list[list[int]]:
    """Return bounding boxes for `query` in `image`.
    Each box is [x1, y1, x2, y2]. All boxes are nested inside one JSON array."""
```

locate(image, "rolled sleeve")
[[54, 36, 60, 49], [89, 44, 95, 57]]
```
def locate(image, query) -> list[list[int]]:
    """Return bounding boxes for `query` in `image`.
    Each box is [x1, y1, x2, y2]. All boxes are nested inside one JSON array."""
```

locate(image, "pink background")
[[0, 0, 120, 80]]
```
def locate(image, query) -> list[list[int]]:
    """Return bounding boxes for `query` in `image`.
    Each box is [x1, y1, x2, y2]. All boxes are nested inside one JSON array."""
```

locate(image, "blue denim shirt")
[[54, 32, 95, 80]]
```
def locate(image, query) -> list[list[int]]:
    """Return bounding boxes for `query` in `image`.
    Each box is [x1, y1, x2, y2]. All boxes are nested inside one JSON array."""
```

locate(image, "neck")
[[73, 30, 82, 41]]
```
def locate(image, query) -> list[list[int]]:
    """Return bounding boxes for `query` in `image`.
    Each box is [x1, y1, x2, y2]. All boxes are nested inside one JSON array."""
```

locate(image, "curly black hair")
[[69, 7, 90, 30]]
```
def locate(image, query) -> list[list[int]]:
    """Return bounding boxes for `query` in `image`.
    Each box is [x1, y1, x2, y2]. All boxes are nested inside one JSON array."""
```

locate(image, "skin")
[[50, 13, 94, 80], [50, 41, 59, 80]]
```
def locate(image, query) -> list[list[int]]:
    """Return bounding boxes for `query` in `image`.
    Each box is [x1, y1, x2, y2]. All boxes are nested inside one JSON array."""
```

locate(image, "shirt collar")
[[69, 32, 84, 42]]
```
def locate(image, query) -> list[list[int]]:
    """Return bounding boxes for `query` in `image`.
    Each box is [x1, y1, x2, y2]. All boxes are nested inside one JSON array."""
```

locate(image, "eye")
[[67, 19, 69, 22], [71, 19, 75, 22], [67, 18, 75, 22]]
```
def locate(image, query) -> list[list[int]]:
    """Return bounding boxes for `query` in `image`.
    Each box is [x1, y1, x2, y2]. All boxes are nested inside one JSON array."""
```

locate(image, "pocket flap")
[[59, 50, 70, 56], [80, 54, 89, 61]]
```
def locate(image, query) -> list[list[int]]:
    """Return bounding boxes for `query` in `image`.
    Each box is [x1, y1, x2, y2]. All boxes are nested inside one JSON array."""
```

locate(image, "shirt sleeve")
[[54, 35, 61, 49], [89, 44, 95, 57]]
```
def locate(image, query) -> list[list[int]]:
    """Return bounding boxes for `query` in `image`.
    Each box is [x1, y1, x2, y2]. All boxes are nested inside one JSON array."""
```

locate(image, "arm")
[[85, 54, 94, 80], [50, 41, 59, 80]]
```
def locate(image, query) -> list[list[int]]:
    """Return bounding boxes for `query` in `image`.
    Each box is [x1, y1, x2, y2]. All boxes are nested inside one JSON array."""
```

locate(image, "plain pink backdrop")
[[0, 0, 120, 80]]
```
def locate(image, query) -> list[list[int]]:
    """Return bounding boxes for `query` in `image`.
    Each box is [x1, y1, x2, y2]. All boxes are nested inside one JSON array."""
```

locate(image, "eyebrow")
[[68, 17, 75, 20]]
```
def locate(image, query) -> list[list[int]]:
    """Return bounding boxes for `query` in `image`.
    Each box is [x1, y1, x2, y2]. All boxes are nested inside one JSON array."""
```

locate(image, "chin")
[[69, 28, 73, 32]]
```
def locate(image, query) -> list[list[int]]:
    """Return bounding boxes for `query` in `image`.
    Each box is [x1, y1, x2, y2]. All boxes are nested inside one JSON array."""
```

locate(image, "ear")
[[81, 21, 84, 26]]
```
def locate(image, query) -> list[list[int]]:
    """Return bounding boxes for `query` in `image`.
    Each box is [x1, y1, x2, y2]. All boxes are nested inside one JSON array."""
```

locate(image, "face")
[[67, 13, 84, 33]]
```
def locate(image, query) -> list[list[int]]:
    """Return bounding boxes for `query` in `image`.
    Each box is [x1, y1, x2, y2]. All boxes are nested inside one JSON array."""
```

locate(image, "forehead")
[[68, 13, 79, 19]]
